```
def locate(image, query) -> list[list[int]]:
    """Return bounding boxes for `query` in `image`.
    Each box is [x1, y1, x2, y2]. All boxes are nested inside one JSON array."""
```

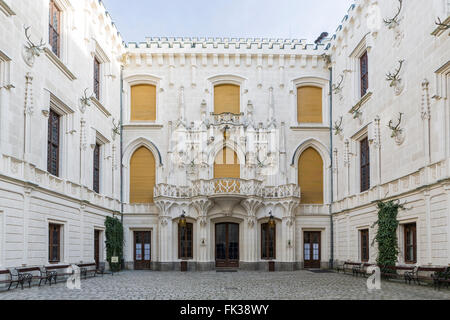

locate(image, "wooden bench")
[[45, 265, 72, 284], [0, 269, 34, 290], [405, 266, 446, 286], [433, 267, 450, 290], [379, 265, 415, 281], [336, 262, 365, 276], [77, 263, 98, 279]]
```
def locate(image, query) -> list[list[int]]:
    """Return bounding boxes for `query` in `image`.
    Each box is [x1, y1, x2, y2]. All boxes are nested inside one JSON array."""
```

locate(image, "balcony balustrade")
[[154, 178, 300, 200]]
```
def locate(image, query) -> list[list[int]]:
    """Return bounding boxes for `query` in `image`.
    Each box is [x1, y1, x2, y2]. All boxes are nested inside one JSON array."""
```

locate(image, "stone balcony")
[[154, 178, 300, 201]]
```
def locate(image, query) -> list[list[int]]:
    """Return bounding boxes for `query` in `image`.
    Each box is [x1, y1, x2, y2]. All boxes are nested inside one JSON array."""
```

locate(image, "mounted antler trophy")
[[383, 0, 403, 29], [22, 26, 46, 67], [333, 116, 343, 136], [79, 89, 95, 113], [386, 60, 405, 95], [388, 112, 405, 145]]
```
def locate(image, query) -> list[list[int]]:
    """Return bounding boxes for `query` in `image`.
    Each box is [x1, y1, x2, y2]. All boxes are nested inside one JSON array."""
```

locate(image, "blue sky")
[[102, 0, 354, 43]]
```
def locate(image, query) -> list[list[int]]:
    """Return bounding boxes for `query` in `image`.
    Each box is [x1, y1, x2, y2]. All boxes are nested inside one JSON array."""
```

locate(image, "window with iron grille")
[[178, 223, 193, 259], [94, 57, 101, 100], [48, 0, 61, 57], [261, 223, 276, 260], [360, 51, 369, 97], [49, 224, 61, 263], [360, 137, 370, 192], [93, 143, 100, 193], [404, 223, 417, 264], [47, 109, 60, 177]]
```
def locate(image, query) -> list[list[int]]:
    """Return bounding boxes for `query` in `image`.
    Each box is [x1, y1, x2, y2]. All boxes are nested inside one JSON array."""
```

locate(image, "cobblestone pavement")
[[1, 270, 450, 300]]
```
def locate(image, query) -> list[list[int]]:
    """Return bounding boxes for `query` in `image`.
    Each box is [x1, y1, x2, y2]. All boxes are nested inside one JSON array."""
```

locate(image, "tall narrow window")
[[298, 147, 324, 204], [93, 143, 100, 193], [297, 86, 323, 123], [214, 84, 240, 114], [47, 110, 60, 177], [130, 84, 157, 121], [261, 223, 276, 260], [130, 147, 156, 204], [360, 137, 370, 192], [49, 224, 61, 263], [178, 223, 193, 259], [360, 51, 369, 97], [360, 229, 369, 262], [94, 57, 101, 100], [404, 223, 417, 264], [49, 0, 61, 57]]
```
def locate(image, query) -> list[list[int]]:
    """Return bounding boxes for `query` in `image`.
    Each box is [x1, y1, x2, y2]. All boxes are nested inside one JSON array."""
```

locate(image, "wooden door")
[[304, 231, 321, 269], [215, 223, 239, 268], [94, 230, 100, 268], [134, 231, 151, 270]]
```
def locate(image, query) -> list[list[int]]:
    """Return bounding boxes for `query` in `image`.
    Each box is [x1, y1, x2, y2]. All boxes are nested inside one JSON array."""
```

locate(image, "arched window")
[[131, 84, 156, 121], [214, 147, 240, 179], [297, 86, 322, 123], [214, 84, 240, 114], [130, 147, 155, 203], [298, 147, 323, 204]]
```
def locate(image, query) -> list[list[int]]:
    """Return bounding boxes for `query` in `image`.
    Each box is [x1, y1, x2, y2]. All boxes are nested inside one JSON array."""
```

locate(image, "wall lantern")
[[179, 210, 187, 228], [268, 211, 276, 229]]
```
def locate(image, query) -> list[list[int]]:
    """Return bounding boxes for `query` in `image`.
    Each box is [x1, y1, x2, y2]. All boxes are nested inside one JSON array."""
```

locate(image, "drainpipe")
[[120, 65, 124, 225], [328, 64, 334, 269]]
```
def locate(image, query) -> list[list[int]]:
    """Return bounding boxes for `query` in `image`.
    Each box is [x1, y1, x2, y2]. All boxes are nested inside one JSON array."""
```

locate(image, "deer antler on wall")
[[332, 75, 344, 94], [435, 17, 450, 31], [388, 112, 404, 138], [24, 26, 46, 55], [386, 60, 405, 87], [22, 26, 46, 67], [384, 0, 403, 28], [333, 116, 343, 136], [80, 88, 94, 112], [112, 118, 121, 137]]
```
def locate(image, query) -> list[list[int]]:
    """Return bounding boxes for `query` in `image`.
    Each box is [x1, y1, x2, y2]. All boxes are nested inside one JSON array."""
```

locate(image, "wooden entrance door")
[[215, 223, 239, 268], [134, 231, 151, 270], [94, 230, 100, 269], [304, 231, 321, 269]]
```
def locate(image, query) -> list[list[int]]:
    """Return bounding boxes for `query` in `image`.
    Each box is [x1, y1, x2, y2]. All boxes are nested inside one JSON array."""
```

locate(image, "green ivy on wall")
[[372, 200, 404, 268], [105, 216, 124, 272]]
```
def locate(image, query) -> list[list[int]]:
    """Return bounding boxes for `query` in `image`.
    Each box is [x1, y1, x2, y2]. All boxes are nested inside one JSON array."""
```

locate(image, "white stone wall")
[[0, 0, 123, 268], [331, 0, 450, 266]]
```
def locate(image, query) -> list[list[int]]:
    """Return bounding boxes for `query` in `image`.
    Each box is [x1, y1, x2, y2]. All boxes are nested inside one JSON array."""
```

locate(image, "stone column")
[[281, 200, 300, 268], [241, 198, 262, 265], [193, 199, 213, 269], [22, 184, 35, 265], [156, 201, 173, 269]]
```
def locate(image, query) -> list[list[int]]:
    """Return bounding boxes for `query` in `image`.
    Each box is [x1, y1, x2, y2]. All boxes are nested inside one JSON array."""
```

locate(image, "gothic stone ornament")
[[22, 26, 46, 67]]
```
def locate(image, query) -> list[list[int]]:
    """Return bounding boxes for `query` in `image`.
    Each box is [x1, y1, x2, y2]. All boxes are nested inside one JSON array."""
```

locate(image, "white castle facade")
[[0, 0, 449, 271]]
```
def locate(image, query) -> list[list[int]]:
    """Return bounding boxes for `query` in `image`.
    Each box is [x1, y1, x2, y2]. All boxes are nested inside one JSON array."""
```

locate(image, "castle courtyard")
[[1, 271, 449, 300]]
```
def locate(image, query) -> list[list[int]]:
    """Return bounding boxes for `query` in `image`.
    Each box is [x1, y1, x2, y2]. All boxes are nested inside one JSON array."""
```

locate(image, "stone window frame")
[[44, 0, 73, 69], [43, 91, 75, 180], [290, 76, 329, 128], [207, 74, 248, 115], [0, 49, 13, 153], [90, 130, 109, 195], [349, 34, 372, 106], [47, 219, 67, 265], [123, 73, 163, 126]]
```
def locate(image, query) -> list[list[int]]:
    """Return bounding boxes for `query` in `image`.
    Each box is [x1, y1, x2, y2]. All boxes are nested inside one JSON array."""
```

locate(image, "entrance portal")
[[303, 231, 321, 269], [215, 223, 239, 268], [134, 231, 151, 270]]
